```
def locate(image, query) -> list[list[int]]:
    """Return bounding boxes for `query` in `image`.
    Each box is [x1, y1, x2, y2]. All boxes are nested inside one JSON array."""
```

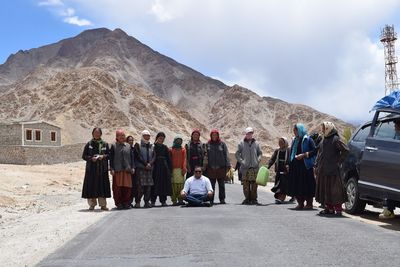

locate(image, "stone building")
[[0, 121, 61, 147], [0, 121, 83, 165]]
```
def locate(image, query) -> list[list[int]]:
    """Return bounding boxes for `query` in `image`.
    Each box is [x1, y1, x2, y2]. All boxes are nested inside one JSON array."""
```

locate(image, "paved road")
[[39, 184, 400, 267]]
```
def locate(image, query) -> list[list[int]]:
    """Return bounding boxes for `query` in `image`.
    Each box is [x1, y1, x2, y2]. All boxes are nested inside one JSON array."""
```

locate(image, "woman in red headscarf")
[[204, 129, 231, 205]]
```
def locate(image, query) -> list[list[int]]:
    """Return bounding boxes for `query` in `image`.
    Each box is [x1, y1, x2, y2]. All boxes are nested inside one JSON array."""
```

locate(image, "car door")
[[359, 118, 400, 200]]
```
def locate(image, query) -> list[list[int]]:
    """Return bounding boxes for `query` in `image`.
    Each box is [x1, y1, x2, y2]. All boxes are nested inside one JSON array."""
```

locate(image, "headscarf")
[[141, 130, 151, 144], [208, 129, 221, 144], [290, 123, 308, 161], [191, 129, 201, 143], [172, 135, 183, 149], [322, 121, 336, 137], [279, 137, 289, 151]]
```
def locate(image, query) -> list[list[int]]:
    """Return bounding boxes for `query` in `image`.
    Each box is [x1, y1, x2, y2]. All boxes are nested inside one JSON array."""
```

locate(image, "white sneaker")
[[379, 208, 395, 219]]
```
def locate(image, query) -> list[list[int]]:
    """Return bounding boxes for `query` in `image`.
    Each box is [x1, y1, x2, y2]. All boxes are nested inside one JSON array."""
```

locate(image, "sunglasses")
[[194, 170, 202, 173]]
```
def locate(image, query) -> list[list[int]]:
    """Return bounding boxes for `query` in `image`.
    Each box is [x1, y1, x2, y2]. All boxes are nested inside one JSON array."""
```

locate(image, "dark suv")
[[341, 108, 400, 214]]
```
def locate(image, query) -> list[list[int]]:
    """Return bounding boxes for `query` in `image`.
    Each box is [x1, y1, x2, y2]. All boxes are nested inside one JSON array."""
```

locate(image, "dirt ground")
[[0, 162, 110, 267]]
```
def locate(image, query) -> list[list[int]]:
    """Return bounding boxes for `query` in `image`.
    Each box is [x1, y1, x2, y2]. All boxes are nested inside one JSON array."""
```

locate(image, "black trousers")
[[151, 187, 167, 203], [130, 174, 140, 204]]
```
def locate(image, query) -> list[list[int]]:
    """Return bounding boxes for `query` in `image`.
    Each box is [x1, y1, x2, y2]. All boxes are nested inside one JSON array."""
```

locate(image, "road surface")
[[38, 183, 400, 266]]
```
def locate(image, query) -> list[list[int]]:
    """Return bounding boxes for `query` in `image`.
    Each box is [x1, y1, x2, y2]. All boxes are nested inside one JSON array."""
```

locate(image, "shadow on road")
[[344, 210, 400, 232]]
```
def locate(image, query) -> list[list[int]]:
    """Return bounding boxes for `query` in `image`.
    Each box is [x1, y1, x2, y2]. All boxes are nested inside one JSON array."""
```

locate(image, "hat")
[[245, 127, 254, 134], [141, 130, 151, 136]]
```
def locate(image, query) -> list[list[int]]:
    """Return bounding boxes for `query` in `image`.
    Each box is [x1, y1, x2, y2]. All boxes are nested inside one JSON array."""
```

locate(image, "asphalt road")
[[38, 184, 400, 267]]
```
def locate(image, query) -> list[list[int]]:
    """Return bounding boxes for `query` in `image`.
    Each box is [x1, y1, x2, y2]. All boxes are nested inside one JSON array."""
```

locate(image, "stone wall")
[[0, 124, 22, 146], [0, 143, 85, 165]]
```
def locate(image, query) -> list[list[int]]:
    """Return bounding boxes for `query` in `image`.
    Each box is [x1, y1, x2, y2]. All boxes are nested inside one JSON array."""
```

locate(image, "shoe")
[[303, 204, 313, 210], [293, 205, 304, 210], [242, 199, 250, 205], [220, 200, 226, 205], [129, 204, 134, 208], [88, 206, 95, 211], [319, 209, 334, 216], [251, 200, 260, 205], [123, 204, 131, 209], [161, 202, 168, 207], [172, 202, 179, 206], [134, 203, 140, 208], [379, 208, 395, 219], [275, 199, 283, 204], [100, 206, 109, 211], [177, 201, 185, 206], [335, 211, 343, 217], [116, 205, 124, 210], [151, 201, 156, 207], [144, 202, 152, 208], [203, 202, 212, 207]]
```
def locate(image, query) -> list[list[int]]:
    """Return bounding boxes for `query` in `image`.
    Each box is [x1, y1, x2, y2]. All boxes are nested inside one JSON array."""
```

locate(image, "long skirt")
[[271, 172, 289, 199], [288, 159, 315, 198], [113, 171, 132, 206], [152, 158, 172, 196], [315, 174, 347, 205], [137, 168, 154, 186]]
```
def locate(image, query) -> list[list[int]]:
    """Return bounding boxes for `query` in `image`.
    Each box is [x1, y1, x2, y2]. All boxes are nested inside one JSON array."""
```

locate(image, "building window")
[[26, 129, 32, 141], [51, 131, 57, 142], [35, 130, 42, 141]]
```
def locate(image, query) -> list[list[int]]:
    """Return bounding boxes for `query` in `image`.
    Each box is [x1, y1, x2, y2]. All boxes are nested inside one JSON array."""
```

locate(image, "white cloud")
[[38, 0, 63, 6], [63, 16, 92, 26], [38, 0, 92, 27], [149, 0, 174, 22], [41, 0, 400, 122]]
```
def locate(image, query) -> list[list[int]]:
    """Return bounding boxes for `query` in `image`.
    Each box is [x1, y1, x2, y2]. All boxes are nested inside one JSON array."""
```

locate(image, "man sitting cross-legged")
[[180, 166, 214, 207]]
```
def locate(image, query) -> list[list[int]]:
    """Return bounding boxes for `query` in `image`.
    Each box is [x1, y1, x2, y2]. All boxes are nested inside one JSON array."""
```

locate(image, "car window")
[[353, 125, 371, 142], [374, 120, 396, 139]]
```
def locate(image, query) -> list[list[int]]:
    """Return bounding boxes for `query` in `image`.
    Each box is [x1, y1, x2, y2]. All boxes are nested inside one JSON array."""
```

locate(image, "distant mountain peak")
[[0, 28, 354, 150]]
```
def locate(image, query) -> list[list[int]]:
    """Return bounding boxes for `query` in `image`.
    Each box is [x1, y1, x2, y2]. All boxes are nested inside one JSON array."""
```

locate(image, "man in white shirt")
[[181, 166, 214, 207]]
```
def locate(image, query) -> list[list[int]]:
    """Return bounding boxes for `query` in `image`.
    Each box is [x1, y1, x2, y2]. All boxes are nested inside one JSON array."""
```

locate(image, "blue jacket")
[[290, 135, 316, 170]]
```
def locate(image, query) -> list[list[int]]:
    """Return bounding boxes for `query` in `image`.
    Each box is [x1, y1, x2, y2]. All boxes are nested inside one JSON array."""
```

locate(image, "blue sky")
[[2, 0, 400, 123]]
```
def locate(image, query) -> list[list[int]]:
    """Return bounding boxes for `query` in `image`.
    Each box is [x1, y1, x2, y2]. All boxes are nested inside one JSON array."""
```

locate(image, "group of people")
[[81, 122, 352, 217], [267, 122, 350, 216], [82, 128, 232, 209]]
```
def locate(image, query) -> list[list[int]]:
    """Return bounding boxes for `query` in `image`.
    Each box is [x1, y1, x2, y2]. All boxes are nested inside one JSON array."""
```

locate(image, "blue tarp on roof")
[[371, 90, 400, 111]]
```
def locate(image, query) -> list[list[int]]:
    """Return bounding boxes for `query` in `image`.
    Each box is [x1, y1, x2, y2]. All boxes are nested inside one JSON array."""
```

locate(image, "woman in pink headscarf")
[[110, 129, 135, 210]]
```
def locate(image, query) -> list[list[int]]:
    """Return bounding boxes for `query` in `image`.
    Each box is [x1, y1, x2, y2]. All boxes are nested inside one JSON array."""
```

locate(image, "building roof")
[[0, 120, 61, 129]]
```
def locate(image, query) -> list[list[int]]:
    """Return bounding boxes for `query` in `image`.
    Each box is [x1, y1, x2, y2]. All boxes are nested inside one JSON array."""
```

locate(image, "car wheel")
[[345, 177, 366, 214]]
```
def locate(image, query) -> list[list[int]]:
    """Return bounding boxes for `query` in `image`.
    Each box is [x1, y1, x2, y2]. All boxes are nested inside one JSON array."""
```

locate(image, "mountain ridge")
[[0, 28, 354, 151]]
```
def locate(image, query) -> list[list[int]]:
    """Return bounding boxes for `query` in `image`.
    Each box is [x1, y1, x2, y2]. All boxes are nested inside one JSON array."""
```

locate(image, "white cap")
[[245, 127, 254, 133], [141, 130, 151, 136]]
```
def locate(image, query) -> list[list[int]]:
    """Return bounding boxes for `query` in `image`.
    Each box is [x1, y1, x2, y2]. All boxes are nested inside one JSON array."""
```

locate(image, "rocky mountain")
[[0, 28, 353, 152]]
